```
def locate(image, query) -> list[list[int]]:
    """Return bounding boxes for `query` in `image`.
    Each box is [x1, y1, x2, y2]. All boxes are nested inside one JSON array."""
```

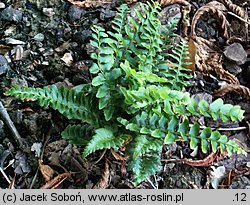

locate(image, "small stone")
[[33, 33, 45, 42], [68, 5, 85, 22], [10, 77, 28, 87], [73, 29, 91, 44], [43, 8, 55, 17], [0, 2, 5, 9], [1, 6, 22, 22], [224, 61, 242, 75], [0, 55, 10, 75], [224, 43, 247, 65], [100, 9, 116, 21]]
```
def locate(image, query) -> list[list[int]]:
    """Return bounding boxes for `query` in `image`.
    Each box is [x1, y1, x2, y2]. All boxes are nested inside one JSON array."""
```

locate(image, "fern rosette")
[[6, 1, 246, 186]]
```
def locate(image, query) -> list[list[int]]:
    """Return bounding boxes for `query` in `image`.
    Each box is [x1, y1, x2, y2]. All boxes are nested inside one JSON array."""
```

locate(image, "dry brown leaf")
[[193, 36, 239, 84], [191, 1, 229, 38], [209, 53, 239, 84], [40, 172, 71, 189], [222, 167, 250, 187], [8, 174, 16, 189], [220, 0, 248, 39], [184, 37, 196, 73], [0, 44, 11, 54], [213, 84, 250, 100], [121, 161, 127, 177], [111, 149, 129, 161], [92, 159, 110, 189], [66, 0, 111, 8], [38, 159, 55, 182]]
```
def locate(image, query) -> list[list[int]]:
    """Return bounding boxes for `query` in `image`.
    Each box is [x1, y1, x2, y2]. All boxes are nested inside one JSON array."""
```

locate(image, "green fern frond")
[[110, 4, 129, 35], [6, 85, 99, 125], [128, 154, 161, 186], [120, 85, 244, 122], [132, 135, 163, 159], [119, 114, 246, 156], [167, 38, 193, 89], [83, 128, 129, 157], [62, 124, 93, 145]]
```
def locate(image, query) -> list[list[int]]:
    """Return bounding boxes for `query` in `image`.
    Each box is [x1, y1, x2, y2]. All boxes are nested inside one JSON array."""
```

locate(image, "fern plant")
[[6, 1, 246, 186]]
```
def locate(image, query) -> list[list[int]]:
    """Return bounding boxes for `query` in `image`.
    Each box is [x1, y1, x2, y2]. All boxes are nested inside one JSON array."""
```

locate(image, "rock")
[[68, 5, 85, 22], [0, 2, 5, 9], [0, 55, 10, 75], [10, 77, 28, 87], [33, 33, 45, 42], [223, 43, 247, 65], [0, 120, 5, 140], [1, 6, 22, 22], [100, 9, 116, 21], [73, 29, 91, 44], [43, 8, 55, 17], [223, 61, 242, 75]]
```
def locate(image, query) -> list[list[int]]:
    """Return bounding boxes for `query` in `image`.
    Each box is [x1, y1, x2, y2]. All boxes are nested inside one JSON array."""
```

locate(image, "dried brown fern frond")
[[219, 0, 248, 39], [193, 36, 239, 84], [66, 0, 111, 8], [191, 1, 229, 38], [219, 0, 248, 20], [214, 84, 250, 100], [158, 0, 190, 7]]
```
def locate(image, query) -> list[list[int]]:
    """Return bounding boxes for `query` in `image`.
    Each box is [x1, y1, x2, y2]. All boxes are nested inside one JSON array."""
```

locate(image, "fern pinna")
[[6, 1, 246, 186]]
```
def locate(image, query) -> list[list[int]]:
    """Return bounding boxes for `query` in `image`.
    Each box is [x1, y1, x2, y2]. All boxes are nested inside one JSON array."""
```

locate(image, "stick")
[[0, 101, 25, 148]]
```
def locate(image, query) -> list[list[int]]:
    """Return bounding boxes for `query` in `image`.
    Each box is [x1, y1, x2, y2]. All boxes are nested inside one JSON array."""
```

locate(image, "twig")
[[93, 149, 107, 165], [0, 167, 11, 184], [227, 11, 250, 25], [147, 177, 157, 189], [0, 101, 25, 148], [189, 124, 247, 131]]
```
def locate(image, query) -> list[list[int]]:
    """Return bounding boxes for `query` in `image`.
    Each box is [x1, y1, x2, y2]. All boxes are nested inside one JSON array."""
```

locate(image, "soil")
[[0, 0, 249, 189]]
